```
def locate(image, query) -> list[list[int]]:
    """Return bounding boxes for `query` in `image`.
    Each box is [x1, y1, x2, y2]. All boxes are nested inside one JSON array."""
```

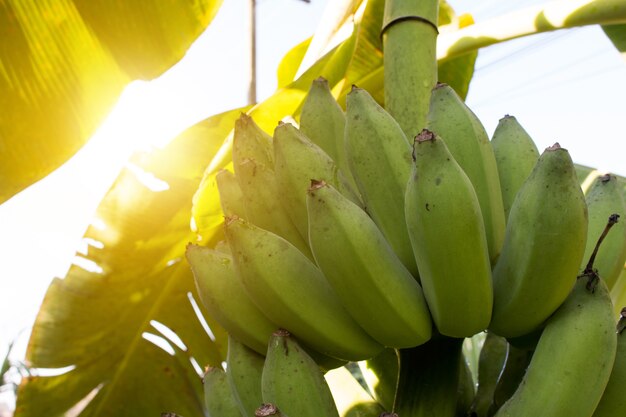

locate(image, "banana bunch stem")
[[383, 0, 439, 138]]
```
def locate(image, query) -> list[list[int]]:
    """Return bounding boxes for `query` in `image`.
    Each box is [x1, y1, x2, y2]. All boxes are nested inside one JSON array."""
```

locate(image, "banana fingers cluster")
[[186, 78, 626, 417]]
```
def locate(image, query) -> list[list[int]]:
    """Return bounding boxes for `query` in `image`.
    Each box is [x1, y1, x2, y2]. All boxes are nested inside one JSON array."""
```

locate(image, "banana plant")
[[6, 0, 626, 416]]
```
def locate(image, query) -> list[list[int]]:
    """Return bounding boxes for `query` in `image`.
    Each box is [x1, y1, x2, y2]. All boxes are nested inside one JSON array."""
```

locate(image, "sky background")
[[1, 0, 625, 408]]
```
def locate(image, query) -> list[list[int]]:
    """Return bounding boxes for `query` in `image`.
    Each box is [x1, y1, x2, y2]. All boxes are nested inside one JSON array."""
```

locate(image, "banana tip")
[[308, 179, 327, 191], [255, 404, 279, 417], [546, 142, 562, 151], [415, 129, 436, 143], [273, 328, 291, 337], [224, 215, 241, 226]]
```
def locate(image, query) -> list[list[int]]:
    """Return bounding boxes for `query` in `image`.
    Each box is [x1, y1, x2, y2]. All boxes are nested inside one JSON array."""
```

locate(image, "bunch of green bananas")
[[186, 77, 626, 417]]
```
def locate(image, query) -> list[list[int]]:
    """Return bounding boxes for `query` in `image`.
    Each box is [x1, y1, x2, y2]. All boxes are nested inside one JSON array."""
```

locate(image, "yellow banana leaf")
[[14, 109, 242, 417], [0, 0, 223, 205]]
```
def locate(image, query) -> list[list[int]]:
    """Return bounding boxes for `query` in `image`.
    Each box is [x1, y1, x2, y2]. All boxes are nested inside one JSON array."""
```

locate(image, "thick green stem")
[[437, 0, 626, 61], [383, 0, 439, 139]]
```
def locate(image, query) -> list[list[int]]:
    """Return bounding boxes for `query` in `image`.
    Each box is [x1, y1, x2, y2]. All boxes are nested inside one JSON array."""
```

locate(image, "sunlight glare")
[[142, 332, 176, 356], [125, 162, 170, 192], [72, 256, 104, 274]]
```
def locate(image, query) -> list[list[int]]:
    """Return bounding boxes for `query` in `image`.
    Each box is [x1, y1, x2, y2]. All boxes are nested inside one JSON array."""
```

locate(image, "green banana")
[[490, 143, 588, 338], [261, 329, 340, 417], [185, 244, 277, 355], [405, 129, 493, 337], [307, 179, 432, 348], [393, 336, 464, 417], [457, 356, 476, 417], [358, 348, 399, 411], [226, 335, 266, 417], [273, 122, 359, 238], [344, 85, 418, 276], [233, 113, 274, 169], [203, 366, 244, 417], [427, 83, 505, 264], [255, 403, 289, 417], [491, 344, 533, 414], [469, 333, 508, 417], [216, 169, 247, 219], [232, 113, 310, 256], [299, 77, 356, 190], [224, 216, 383, 361], [235, 157, 312, 259], [592, 308, 626, 417], [490, 115, 540, 221], [494, 274, 617, 417], [583, 174, 626, 289]]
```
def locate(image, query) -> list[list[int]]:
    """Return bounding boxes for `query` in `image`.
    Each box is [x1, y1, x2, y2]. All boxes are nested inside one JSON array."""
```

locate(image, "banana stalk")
[[383, 0, 439, 137], [204, 366, 245, 417]]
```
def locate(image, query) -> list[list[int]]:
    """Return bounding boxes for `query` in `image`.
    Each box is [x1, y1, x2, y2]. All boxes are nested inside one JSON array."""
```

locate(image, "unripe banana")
[[299, 77, 357, 191], [405, 130, 492, 337], [345, 86, 418, 276], [235, 157, 312, 259], [394, 336, 464, 417], [226, 335, 265, 417], [593, 308, 626, 417], [358, 348, 399, 411], [185, 244, 277, 355], [307, 179, 432, 348], [490, 144, 588, 338], [233, 113, 274, 169], [490, 115, 540, 221], [216, 169, 247, 219], [203, 366, 245, 417], [273, 122, 359, 238], [224, 216, 383, 361], [494, 275, 617, 417], [427, 83, 505, 263], [457, 356, 476, 417], [583, 174, 626, 289], [491, 344, 533, 414], [469, 333, 508, 417], [262, 329, 340, 417]]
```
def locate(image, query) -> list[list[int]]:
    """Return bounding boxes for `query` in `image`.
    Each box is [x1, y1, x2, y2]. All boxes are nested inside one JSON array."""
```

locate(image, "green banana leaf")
[[0, 0, 223, 205], [14, 109, 247, 417]]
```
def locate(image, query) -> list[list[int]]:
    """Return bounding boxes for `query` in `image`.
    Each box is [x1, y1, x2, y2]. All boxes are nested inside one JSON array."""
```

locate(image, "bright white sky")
[[1, 0, 625, 405]]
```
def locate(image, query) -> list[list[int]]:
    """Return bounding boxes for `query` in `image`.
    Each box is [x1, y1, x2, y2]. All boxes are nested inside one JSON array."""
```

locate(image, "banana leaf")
[[603, 23, 626, 61], [14, 108, 245, 417], [0, 0, 223, 204], [15, 1, 480, 414]]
